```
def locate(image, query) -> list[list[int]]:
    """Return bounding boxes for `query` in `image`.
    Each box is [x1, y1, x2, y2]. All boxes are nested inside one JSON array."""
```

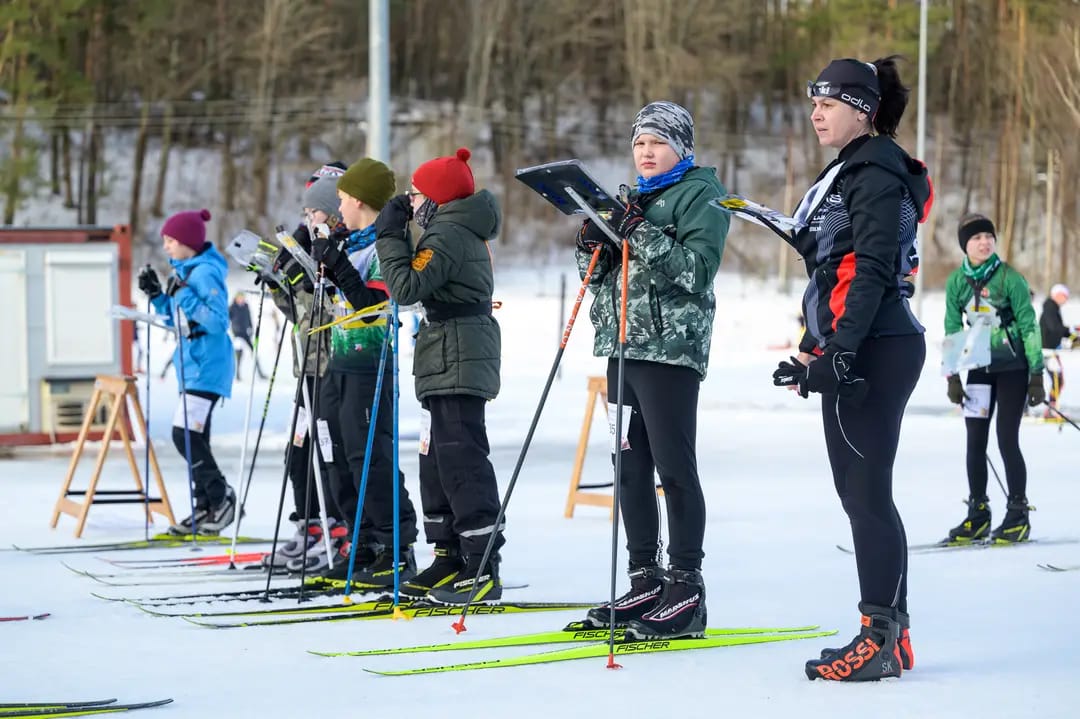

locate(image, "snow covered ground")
[[2, 263, 1079, 717]]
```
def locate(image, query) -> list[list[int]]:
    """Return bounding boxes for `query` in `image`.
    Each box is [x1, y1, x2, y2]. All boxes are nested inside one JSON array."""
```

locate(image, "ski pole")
[[391, 300, 403, 610], [342, 322, 392, 599], [297, 261, 335, 599], [1043, 401, 1080, 432], [605, 236, 630, 669], [262, 285, 316, 601], [170, 297, 200, 550], [143, 296, 153, 542], [228, 305, 289, 569], [227, 286, 265, 557], [986, 455, 1008, 500], [452, 248, 604, 633]]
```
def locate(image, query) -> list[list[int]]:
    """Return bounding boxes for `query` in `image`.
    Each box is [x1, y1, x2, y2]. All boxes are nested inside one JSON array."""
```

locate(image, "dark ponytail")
[[871, 55, 909, 137]]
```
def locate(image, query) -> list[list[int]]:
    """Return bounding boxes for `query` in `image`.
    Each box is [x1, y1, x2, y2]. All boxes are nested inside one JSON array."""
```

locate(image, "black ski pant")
[[418, 394, 504, 558], [171, 390, 227, 507], [964, 367, 1029, 502], [321, 370, 417, 549], [822, 334, 924, 614], [286, 375, 338, 522], [607, 358, 705, 571]]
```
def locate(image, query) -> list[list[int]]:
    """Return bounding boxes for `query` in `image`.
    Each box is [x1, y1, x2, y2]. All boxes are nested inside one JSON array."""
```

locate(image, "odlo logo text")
[[841, 93, 872, 113]]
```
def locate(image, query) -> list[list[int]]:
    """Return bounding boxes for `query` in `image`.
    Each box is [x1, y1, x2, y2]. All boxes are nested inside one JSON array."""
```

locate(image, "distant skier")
[[1039, 283, 1077, 417], [229, 292, 267, 381], [944, 213, 1044, 545]]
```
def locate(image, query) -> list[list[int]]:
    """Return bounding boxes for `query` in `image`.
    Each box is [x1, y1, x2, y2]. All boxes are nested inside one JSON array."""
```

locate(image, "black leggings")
[[964, 367, 1029, 501], [607, 358, 705, 571], [171, 390, 226, 507], [822, 334, 924, 612]]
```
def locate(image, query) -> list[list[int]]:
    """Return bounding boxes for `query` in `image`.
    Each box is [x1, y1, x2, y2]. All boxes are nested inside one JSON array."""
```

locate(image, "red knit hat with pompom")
[[161, 209, 212, 251], [412, 148, 475, 205]]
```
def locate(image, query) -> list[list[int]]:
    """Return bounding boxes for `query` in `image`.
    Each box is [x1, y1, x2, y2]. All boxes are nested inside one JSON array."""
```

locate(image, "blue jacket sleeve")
[[174, 265, 229, 334]]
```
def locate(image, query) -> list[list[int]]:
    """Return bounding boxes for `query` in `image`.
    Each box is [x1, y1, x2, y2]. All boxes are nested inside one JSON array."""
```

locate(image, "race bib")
[[962, 383, 992, 419], [316, 419, 333, 463], [293, 405, 309, 447], [606, 402, 632, 453], [418, 409, 431, 456], [172, 394, 214, 433]]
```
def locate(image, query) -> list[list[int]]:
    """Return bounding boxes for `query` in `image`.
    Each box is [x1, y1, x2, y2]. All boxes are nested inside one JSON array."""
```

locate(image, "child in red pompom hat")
[[372, 146, 507, 604]]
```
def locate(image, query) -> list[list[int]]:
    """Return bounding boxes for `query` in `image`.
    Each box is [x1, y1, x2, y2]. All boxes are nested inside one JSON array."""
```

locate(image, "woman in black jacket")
[[772, 56, 931, 682]]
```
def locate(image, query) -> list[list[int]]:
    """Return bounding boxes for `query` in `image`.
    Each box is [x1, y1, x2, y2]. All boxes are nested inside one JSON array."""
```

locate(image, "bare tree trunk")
[[61, 127, 74, 208], [50, 130, 60, 195], [151, 100, 174, 218], [129, 104, 151, 235]]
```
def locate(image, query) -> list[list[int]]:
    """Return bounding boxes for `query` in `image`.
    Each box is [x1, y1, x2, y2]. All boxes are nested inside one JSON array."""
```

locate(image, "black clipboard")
[[515, 159, 623, 216]]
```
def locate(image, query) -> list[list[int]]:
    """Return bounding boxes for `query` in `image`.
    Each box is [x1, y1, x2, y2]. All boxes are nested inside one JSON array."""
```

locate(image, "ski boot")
[[582, 565, 665, 629], [822, 608, 913, 671], [349, 545, 418, 587], [399, 544, 465, 600], [806, 602, 902, 681], [427, 553, 501, 605], [946, 496, 991, 543], [990, 498, 1032, 543], [624, 567, 706, 640]]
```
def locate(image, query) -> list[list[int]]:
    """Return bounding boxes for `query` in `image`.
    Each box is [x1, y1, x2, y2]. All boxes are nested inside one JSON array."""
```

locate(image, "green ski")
[[184, 601, 596, 629], [364, 631, 838, 675], [310, 621, 823, 657]]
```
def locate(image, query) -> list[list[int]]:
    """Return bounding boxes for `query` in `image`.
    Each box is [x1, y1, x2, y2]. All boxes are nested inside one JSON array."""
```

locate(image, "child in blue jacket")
[[139, 209, 237, 536]]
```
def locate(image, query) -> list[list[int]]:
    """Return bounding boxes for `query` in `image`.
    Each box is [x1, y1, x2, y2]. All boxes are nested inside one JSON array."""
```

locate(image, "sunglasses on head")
[[806, 81, 878, 100]]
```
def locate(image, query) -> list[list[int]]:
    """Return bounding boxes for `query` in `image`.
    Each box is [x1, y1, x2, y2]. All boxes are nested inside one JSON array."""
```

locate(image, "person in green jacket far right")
[[573, 101, 729, 641], [944, 213, 1045, 544]]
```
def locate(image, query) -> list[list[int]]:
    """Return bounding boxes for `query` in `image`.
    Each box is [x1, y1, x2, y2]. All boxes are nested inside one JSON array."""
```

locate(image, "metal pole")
[[914, 0, 928, 316], [368, 0, 391, 162]]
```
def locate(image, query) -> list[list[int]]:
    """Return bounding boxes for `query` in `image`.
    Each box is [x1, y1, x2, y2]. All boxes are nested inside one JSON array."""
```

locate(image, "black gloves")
[[576, 220, 614, 254], [138, 266, 162, 299], [310, 225, 344, 268], [773, 349, 869, 405], [1027, 374, 1046, 407], [610, 201, 646, 239], [946, 375, 968, 405], [375, 194, 413, 240]]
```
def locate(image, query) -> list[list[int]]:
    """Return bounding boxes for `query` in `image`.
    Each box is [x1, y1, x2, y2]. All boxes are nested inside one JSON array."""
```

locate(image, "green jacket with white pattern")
[[575, 166, 729, 379]]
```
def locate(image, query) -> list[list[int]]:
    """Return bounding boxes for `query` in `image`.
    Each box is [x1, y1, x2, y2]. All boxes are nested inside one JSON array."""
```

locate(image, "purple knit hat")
[[162, 209, 212, 251]]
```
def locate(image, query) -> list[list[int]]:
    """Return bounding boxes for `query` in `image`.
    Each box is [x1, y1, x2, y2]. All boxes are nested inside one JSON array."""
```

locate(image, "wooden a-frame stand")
[[50, 375, 175, 537], [564, 375, 664, 519]]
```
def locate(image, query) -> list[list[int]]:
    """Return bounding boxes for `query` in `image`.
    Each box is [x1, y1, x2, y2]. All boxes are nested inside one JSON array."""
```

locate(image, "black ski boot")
[[990, 498, 1032, 543], [821, 608, 913, 671], [806, 602, 902, 681], [399, 544, 465, 600], [351, 546, 418, 586], [427, 553, 501, 604], [583, 565, 664, 629], [947, 496, 991, 542], [315, 540, 382, 584], [624, 568, 707, 640]]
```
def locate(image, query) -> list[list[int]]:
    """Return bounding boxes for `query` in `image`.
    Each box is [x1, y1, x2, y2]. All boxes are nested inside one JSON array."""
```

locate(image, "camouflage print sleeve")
[[627, 181, 727, 294], [576, 245, 613, 294]]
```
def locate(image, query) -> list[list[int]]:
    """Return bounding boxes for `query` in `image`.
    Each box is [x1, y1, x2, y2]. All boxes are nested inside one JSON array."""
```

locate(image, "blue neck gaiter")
[[346, 225, 377, 254], [635, 155, 695, 194]]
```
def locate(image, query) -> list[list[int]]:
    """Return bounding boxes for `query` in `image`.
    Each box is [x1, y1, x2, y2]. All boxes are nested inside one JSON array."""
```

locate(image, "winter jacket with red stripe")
[[791, 134, 931, 355]]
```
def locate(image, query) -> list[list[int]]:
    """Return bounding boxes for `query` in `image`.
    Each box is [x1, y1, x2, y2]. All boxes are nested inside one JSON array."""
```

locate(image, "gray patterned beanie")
[[631, 101, 695, 160]]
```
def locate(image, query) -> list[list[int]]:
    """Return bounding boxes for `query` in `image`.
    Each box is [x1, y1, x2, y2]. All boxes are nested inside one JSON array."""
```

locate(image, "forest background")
[[1, 0, 1078, 289]]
